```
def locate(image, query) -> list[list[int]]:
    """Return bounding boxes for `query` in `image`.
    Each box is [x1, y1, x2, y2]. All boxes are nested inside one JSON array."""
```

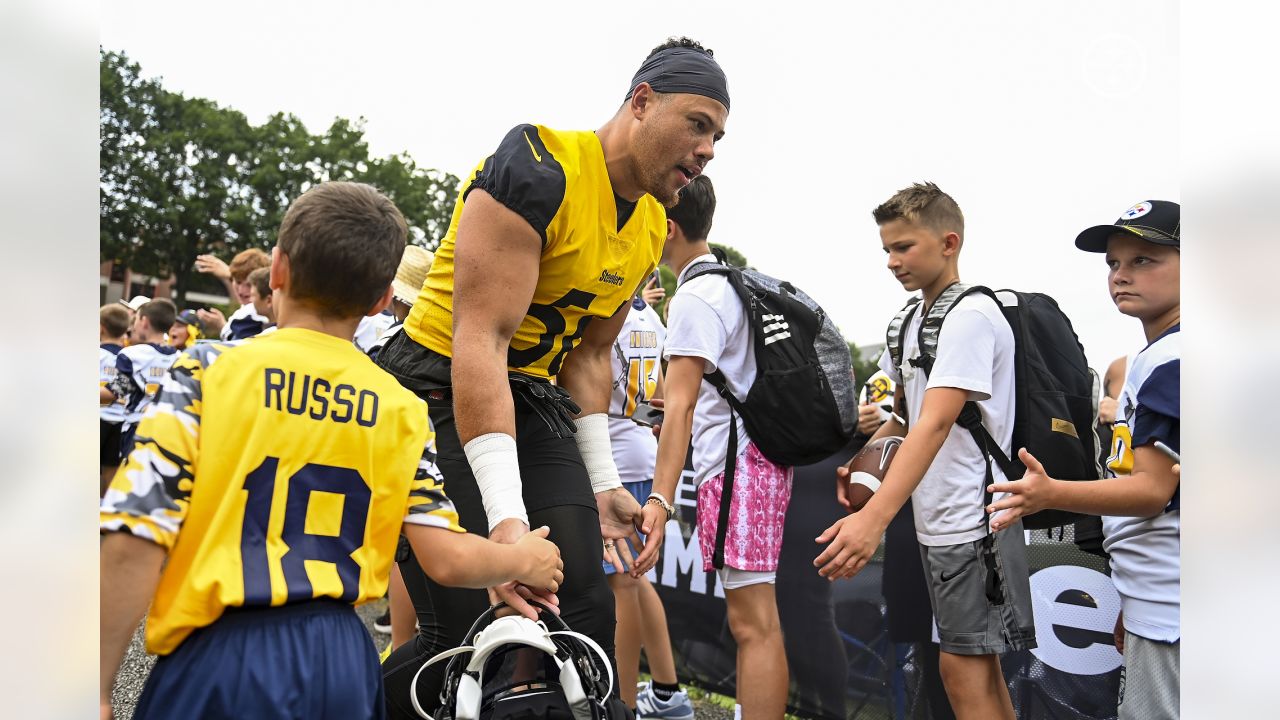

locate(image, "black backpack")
[[886, 283, 1102, 531], [682, 254, 856, 568]]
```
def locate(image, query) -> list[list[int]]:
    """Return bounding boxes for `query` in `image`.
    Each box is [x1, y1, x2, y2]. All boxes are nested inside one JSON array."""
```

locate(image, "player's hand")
[[648, 398, 664, 438], [814, 510, 886, 580], [194, 254, 231, 281], [986, 447, 1055, 531], [596, 487, 645, 574], [489, 582, 560, 621], [629, 501, 668, 577], [857, 403, 882, 436], [641, 275, 666, 306], [196, 307, 226, 337], [513, 525, 564, 594]]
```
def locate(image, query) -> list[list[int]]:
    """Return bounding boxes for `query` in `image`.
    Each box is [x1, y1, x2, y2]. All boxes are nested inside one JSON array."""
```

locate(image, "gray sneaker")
[[635, 681, 694, 719]]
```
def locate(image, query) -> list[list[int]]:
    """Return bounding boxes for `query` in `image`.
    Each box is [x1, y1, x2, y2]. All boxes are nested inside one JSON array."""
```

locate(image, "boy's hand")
[[513, 525, 564, 593], [857, 403, 882, 436], [630, 501, 668, 577], [194, 254, 231, 281], [1098, 396, 1119, 425], [101, 698, 113, 720], [196, 307, 226, 337], [813, 510, 886, 580], [986, 447, 1055, 531], [641, 275, 665, 306], [834, 461, 855, 511]]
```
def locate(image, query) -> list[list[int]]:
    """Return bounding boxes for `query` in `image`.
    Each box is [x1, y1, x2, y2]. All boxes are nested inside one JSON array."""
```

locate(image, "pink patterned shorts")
[[696, 441, 794, 573]]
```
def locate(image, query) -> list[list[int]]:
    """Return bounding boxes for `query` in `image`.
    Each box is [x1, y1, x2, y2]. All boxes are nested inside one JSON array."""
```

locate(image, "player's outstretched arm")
[[100, 533, 165, 715], [987, 445, 1179, 530], [404, 524, 564, 619]]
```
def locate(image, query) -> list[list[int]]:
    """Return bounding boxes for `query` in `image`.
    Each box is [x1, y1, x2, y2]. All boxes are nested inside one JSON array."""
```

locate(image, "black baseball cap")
[[1074, 200, 1180, 253]]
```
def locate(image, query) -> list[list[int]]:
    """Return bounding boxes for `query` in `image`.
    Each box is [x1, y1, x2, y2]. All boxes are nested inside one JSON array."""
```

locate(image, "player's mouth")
[[675, 163, 701, 184]]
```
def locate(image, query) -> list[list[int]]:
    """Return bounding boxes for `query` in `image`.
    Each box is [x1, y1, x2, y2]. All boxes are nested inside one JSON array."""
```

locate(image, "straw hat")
[[391, 245, 434, 305]]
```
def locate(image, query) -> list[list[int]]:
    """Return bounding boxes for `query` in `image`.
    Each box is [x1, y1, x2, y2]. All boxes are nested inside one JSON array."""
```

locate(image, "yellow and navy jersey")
[[100, 328, 463, 656], [100, 342, 128, 423], [404, 124, 667, 379], [110, 342, 179, 425]]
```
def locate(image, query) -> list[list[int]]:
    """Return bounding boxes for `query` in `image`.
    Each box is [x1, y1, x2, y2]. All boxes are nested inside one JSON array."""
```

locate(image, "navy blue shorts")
[[133, 600, 384, 720]]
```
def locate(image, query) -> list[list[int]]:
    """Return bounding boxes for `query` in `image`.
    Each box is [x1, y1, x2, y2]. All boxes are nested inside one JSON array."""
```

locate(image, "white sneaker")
[[635, 681, 694, 719]]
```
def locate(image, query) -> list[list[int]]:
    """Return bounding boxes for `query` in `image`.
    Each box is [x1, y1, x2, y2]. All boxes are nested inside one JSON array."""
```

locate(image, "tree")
[[100, 49, 461, 304], [847, 341, 882, 390]]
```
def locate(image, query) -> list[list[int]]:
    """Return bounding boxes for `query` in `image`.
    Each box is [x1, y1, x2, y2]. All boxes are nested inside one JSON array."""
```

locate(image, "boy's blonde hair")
[[872, 181, 965, 241]]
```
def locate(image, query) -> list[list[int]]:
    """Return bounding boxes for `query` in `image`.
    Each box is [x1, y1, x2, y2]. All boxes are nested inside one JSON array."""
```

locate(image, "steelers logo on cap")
[[1120, 201, 1153, 221]]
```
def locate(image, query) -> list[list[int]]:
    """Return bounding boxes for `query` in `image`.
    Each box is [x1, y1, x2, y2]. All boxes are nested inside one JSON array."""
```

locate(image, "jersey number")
[[240, 457, 370, 604], [508, 289, 598, 375], [623, 357, 658, 416]]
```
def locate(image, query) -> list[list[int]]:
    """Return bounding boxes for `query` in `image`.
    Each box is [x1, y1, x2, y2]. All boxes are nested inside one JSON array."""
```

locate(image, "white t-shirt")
[[100, 343, 128, 424], [608, 301, 666, 483], [663, 254, 755, 487], [354, 311, 397, 353], [1102, 326, 1180, 642], [878, 292, 1016, 546]]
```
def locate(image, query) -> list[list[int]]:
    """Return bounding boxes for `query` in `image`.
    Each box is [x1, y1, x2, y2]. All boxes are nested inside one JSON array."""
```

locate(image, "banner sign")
[[647, 449, 1121, 719]]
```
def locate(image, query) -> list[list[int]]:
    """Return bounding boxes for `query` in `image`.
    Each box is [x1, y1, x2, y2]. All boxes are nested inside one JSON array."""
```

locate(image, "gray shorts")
[[1118, 632, 1179, 720], [919, 523, 1037, 655]]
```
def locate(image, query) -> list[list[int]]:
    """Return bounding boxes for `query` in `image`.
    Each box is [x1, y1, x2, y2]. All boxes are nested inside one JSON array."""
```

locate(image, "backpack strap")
[[885, 297, 921, 371]]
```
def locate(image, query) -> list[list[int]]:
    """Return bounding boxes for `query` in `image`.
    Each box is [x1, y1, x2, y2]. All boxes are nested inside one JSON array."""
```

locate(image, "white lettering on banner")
[[1029, 565, 1122, 675], [658, 519, 724, 598]]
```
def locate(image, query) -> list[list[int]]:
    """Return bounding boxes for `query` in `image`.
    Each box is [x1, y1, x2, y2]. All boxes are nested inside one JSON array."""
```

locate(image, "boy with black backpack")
[[646, 175, 794, 719], [815, 182, 1035, 720]]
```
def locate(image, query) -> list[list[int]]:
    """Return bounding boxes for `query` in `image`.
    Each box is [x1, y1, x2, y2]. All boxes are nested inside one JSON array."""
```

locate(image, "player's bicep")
[[452, 189, 543, 346]]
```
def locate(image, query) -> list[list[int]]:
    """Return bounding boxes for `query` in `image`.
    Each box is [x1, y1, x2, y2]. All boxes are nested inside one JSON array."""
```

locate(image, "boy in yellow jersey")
[[376, 36, 728, 718], [100, 182, 564, 720]]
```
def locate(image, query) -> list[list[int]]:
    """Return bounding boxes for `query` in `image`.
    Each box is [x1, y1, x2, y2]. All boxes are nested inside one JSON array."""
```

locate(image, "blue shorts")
[[602, 479, 651, 576], [133, 599, 384, 719]]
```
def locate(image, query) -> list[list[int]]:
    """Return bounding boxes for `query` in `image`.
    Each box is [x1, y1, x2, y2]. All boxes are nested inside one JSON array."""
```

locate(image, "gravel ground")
[[110, 599, 736, 719]]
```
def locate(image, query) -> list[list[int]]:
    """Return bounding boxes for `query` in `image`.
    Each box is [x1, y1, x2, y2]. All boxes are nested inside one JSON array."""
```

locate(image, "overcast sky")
[[101, 0, 1178, 371]]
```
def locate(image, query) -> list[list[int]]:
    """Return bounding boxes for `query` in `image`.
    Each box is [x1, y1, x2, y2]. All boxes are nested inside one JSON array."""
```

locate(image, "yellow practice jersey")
[[100, 328, 463, 655], [405, 124, 666, 379]]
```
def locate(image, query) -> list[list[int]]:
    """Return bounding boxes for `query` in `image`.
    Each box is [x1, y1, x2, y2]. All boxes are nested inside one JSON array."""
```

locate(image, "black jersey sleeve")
[[464, 124, 567, 246]]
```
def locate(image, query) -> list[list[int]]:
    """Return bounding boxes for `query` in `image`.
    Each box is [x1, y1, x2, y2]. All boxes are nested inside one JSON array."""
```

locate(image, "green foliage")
[[709, 242, 748, 268], [848, 340, 881, 389], [100, 48, 460, 303]]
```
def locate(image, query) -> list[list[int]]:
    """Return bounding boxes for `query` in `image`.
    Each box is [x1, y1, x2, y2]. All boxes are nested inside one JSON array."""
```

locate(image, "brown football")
[[843, 437, 903, 512]]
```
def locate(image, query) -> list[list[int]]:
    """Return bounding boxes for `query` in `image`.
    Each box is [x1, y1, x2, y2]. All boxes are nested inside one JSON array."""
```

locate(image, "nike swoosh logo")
[[941, 568, 966, 582], [523, 132, 542, 162]]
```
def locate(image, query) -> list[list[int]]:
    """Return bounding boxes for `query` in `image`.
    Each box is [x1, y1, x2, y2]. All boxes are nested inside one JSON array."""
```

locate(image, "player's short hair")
[[872, 182, 965, 240], [646, 36, 714, 60], [277, 182, 407, 317], [138, 298, 177, 333], [667, 175, 716, 242], [100, 304, 131, 338], [229, 248, 271, 283], [247, 266, 271, 302]]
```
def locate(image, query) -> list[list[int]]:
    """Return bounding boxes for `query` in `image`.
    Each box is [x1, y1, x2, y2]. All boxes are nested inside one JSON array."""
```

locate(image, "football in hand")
[[843, 436, 903, 512]]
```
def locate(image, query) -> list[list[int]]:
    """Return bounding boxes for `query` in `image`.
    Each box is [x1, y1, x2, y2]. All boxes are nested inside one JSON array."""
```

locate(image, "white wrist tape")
[[463, 433, 528, 531], [573, 413, 623, 493]]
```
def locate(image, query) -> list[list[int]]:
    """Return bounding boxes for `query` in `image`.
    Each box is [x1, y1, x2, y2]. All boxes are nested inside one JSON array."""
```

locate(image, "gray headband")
[[625, 47, 729, 111]]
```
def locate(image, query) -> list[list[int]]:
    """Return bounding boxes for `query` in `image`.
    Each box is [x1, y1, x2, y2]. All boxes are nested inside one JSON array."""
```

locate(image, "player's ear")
[[630, 82, 655, 120], [366, 284, 394, 318]]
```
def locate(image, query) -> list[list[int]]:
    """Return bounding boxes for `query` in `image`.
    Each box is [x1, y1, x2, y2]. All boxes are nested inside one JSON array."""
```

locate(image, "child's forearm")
[[862, 415, 948, 526], [406, 525, 531, 589], [100, 533, 165, 704], [1043, 472, 1173, 517]]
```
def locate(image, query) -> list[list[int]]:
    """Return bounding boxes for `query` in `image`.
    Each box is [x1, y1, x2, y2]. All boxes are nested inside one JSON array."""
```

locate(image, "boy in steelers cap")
[[987, 200, 1181, 719]]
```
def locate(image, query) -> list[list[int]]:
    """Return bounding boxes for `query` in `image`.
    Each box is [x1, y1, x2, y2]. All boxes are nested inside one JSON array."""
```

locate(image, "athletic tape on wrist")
[[463, 433, 528, 531], [573, 413, 624, 493]]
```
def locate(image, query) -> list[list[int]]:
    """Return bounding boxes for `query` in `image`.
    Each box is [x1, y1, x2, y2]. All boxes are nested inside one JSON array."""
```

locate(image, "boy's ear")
[[942, 231, 962, 256], [666, 219, 678, 243], [269, 247, 286, 291], [366, 284, 395, 318]]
